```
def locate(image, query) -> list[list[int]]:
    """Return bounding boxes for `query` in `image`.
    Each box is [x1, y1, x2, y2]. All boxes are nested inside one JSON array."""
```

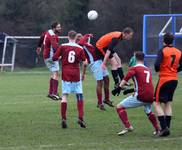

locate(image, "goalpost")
[[0, 35, 68, 72], [142, 14, 182, 66]]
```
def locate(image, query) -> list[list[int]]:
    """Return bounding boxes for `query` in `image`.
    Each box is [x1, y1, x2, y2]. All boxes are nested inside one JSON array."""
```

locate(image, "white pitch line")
[[0, 137, 182, 150]]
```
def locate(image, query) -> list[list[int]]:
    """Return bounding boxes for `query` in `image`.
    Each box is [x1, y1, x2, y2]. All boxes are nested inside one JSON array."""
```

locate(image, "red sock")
[[96, 88, 102, 105], [116, 107, 131, 128], [49, 78, 53, 95], [77, 100, 84, 120], [103, 77, 110, 101], [61, 102, 67, 120], [148, 112, 160, 131], [104, 87, 110, 102], [52, 79, 58, 95]]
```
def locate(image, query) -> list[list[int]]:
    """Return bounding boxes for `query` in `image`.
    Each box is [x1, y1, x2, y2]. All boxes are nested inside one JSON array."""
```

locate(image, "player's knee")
[[76, 93, 83, 101], [116, 104, 124, 109], [62, 96, 67, 103]]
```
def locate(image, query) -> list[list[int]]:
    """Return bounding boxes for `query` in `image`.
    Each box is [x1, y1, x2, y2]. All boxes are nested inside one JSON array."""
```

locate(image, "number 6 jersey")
[[123, 64, 154, 103], [53, 42, 86, 82]]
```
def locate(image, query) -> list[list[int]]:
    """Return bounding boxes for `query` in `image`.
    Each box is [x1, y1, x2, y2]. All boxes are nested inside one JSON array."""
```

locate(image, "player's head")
[[51, 22, 61, 33], [163, 33, 174, 46], [75, 33, 83, 43], [135, 51, 145, 62], [122, 27, 133, 40], [68, 30, 77, 41]]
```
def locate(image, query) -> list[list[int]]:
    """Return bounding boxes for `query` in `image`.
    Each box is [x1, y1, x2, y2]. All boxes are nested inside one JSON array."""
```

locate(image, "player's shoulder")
[[61, 42, 83, 49], [133, 64, 149, 70]]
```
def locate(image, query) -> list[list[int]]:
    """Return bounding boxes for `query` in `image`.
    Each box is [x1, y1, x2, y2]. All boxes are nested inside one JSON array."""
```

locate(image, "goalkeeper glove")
[[123, 88, 134, 95], [112, 86, 123, 96]]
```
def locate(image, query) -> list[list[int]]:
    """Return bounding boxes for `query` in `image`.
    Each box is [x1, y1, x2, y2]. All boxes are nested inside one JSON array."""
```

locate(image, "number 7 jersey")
[[123, 64, 154, 103], [53, 42, 86, 82], [155, 46, 182, 80]]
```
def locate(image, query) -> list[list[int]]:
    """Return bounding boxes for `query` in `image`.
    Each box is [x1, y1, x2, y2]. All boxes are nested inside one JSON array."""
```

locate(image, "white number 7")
[[144, 70, 150, 83]]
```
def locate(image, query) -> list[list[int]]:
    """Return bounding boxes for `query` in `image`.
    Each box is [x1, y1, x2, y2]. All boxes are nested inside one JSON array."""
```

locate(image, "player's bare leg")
[[61, 94, 68, 128]]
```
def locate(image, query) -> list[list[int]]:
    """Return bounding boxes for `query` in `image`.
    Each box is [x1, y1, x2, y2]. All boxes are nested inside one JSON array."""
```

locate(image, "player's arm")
[[112, 68, 135, 96], [36, 32, 45, 54], [177, 52, 182, 72], [79, 34, 92, 45], [154, 48, 163, 72], [81, 50, 88, 81], [52, 46, 61, 61], [82, 59, 88, 81], [102, 38, 119, 67], [50, 35, 59, 51]]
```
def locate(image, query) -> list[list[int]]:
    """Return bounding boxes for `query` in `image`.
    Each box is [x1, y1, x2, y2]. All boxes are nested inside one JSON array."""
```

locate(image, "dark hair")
[[123, 27, 134, 34], [51, 22, 59, 29], [163, 33, 174, 45], [135, 51, 145, 61], [68, 30, 77, 39]]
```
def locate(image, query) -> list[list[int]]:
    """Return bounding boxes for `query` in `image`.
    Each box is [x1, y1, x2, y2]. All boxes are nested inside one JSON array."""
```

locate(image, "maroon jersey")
[[78, 34, 98, 63], [53, 42, 86, 82], [42, 29, 59, 59], [123, 64, 154, 103]]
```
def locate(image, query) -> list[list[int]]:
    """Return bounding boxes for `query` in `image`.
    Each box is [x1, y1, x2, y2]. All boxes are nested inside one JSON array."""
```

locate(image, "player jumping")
[[96, 27, 133, 88]]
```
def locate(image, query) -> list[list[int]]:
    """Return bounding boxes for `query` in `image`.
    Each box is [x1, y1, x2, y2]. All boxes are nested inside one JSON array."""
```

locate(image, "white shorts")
[[62, 80, 83, 94], [44, 58, 59, 72], [118, 95, 152, 114], [89, 60, 109, 81]]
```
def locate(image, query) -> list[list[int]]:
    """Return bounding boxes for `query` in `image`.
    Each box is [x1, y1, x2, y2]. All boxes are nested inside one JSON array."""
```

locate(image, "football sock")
[[77, 100, 84, 120], [116, 107, 131, 128], [158, 116, 167, 130], [165, 116, 172, 128], [61, 102, 67, 120], [96, 88, 102, 105], [117, 67, 124, 81], [52, 79, 58, 95], [104, 85, 110, 102], [49, 78, 53, 95], [111, 70, 120, 85], [103, 76, 110, 102], [147, 112, 160, 131]]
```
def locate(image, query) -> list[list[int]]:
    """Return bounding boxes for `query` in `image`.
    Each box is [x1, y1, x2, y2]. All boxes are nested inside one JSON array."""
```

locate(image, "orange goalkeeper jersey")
[[96, 32, 122, 49], [155, 46, 182, 80]]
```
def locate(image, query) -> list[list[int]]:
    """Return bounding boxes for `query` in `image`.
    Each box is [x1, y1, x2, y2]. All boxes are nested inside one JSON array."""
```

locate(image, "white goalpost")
[[0, 35, 68, 72]]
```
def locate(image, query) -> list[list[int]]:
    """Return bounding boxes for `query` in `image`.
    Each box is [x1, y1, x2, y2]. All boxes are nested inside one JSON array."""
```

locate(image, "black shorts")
[[155, 80, 178, 103]]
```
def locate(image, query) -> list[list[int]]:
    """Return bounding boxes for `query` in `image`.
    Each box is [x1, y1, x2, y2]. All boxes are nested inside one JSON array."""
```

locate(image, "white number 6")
[[68, 51, 76, 63]]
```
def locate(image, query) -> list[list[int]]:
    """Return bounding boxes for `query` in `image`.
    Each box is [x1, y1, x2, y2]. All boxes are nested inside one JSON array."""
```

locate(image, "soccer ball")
[[87, 10, 98, 20]]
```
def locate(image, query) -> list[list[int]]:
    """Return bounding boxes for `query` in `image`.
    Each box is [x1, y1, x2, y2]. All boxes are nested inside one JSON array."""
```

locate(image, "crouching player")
[[112, 51, 159, 135], [53, 30, 87, 128]]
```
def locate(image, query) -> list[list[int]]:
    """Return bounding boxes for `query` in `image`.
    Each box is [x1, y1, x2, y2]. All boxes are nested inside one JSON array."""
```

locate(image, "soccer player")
[[112, 51, 159, 136], [154, 33, 182, 137], [76, 33, 114, 110], [96, 27, 133, 87], [129, 51, 137, 67], [52, 30, 88, 128], [36, 22, 61, 100]]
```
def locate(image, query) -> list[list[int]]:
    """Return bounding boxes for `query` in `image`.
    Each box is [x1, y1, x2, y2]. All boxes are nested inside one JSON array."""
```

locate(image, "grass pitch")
[[0, 70, 182, 150]]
